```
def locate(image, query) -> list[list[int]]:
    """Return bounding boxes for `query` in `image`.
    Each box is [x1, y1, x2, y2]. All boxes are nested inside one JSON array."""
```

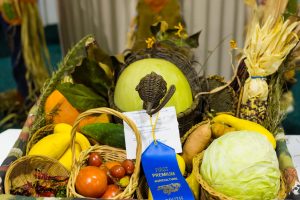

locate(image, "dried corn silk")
[[241, 16, 300, 123]]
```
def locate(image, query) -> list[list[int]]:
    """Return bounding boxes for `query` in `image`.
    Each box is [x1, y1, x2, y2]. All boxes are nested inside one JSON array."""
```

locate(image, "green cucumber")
[[80, 123, 125, 149]]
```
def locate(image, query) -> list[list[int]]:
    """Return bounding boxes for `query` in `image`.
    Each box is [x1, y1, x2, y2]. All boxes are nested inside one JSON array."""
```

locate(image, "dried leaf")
[[71, 58, 112, 98]]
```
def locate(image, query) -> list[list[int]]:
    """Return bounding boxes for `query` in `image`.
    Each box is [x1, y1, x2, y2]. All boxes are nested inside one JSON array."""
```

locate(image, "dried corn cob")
[[240, 16, 300, 124]]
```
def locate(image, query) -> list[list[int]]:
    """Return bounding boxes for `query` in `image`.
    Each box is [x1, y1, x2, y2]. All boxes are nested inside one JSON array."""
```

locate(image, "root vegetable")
[[182, 121, 211, 171]]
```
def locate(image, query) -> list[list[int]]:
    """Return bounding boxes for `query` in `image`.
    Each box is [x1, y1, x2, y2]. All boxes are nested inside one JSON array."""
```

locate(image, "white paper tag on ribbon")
[[123, 107, 182, 159]]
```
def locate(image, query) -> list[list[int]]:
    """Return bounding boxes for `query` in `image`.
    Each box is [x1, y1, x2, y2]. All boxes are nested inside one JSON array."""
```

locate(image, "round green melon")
[[114, 58, 193, 114]]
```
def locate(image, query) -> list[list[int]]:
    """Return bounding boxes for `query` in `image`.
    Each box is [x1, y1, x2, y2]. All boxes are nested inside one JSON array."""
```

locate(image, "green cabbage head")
[[200, 131, 280, 200]]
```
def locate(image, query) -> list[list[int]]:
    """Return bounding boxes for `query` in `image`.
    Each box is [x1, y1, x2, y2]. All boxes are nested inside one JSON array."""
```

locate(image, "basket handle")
[[70, 107, 142, 168]]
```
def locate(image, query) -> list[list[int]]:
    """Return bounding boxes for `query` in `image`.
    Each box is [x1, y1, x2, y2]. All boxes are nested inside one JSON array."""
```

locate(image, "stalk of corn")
[[240, 16, 300, 124], [20, 1, 50, 97]]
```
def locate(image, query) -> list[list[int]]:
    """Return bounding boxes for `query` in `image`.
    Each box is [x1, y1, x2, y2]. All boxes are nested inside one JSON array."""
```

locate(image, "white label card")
[[123, 107, 182, 159]]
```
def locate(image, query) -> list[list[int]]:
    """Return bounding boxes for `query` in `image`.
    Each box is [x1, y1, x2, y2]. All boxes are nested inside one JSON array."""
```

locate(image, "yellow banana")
[[212, 114, 276, 148], [186, 172, 199, 200], [28, 133, 70, 159], [53, 123, 91, 150], [59, 143, 81, 171]]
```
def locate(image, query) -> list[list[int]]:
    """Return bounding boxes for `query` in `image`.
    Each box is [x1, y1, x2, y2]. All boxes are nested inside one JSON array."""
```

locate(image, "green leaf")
[[85, 38, 114, 71], [150, 22, 162, 36], [56, 83, 107, 112], [111, 56, 123, 83], [3, 3, 16, 20], [185, 31, 201, 48], [287, 0, 298, 15], [71, 58, 112, 98], [284, 0, 298, 19]]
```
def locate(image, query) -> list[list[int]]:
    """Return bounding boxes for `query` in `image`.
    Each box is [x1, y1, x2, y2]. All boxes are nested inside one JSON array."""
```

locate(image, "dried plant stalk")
[[240, 16, 300, 124]]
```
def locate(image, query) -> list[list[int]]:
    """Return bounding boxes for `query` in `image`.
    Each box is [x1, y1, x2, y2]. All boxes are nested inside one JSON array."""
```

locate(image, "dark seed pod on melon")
[[136, 72, 167, 113]]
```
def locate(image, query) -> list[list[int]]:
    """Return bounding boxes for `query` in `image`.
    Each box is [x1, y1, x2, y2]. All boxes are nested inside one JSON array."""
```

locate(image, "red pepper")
[[38, 191, 55, 197]]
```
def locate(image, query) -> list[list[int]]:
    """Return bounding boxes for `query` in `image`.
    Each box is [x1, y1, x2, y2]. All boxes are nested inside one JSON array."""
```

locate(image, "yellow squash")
[[186, 172, 199, 200], [211, 122, 236, 138], [53, 123, 91, 150], [212, 114, 276, 148], [59, 143, 81, 171], [28, 123, 90, 160], [28, 133, 70, 159]]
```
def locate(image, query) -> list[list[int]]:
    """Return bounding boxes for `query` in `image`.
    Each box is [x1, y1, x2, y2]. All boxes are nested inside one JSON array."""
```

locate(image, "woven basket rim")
[[67, 107, 142, 199], [180, 120, 209, 144], [67, 145, 127, 198], [26, 124, 55, 155], [136, 175, 148, 199], [4, 155, 70, 195], [192, 151, 287, 200]]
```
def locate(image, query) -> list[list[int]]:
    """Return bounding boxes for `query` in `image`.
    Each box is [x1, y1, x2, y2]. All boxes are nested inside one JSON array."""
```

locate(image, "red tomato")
[[109, 165, 126, 179], [104, 161, 121, 170], [101, 184, 121, 199], [88, 152, 103, 167], [75, 166, 107, 198], [100, 165, 114, 184], [122, 159, 135, 175]]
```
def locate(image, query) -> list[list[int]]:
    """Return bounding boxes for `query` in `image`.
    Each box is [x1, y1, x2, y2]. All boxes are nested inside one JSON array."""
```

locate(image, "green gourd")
[[80, 123, 125, 149]]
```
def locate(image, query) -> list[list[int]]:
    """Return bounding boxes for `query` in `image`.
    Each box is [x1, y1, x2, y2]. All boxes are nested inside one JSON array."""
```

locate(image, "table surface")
[[1, 129, 300, 179]]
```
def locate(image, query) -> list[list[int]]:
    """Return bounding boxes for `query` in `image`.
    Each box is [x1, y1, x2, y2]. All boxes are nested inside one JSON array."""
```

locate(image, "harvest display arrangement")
[[1, 1, 300, 200]]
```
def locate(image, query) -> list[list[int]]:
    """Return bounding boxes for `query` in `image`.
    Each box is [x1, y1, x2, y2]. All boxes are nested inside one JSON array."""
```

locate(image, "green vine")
[[30, 35, 93, 136]]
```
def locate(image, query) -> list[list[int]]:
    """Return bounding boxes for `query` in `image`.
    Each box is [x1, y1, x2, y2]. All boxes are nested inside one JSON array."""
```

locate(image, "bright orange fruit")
[[78, 114, 111, 130], [45, 90, 79, 125]]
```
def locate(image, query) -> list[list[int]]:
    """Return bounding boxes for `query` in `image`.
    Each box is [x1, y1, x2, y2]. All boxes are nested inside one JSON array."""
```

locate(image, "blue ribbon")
[[142, 141, 194, 200]]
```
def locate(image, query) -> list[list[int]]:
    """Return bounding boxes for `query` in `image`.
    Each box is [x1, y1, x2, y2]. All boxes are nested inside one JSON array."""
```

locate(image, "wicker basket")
[[67, 107, 142, 199], [26, 124, 55, 155], [109, 45, 203, 136], [136, 175, 149, 199], [4, 155, 69, 195], [192, 151, 287, 200], [180, 120, 210, 145]]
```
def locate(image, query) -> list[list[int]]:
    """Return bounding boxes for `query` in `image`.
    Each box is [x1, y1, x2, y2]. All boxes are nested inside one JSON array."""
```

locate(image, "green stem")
[[275, 127, 299, 192]]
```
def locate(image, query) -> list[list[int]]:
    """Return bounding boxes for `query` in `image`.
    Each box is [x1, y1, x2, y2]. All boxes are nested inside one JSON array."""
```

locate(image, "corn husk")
[[20, 1, 50, 97], [241, 16, 300, 123]]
